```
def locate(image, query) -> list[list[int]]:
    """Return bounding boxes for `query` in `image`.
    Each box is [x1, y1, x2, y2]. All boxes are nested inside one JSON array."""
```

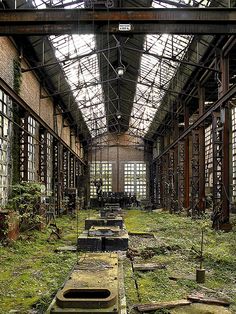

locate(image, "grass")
[[0, 209, 235, 313], [124, 209, 236, 313], [0, 210, 93, 314]]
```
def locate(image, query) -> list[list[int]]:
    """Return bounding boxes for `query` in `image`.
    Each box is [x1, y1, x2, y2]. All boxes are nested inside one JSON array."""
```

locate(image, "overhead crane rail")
[[1, 8, 236, 34]]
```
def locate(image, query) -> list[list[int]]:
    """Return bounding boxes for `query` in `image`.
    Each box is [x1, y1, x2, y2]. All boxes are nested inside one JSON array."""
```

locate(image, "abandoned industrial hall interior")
[[1, 0, 236, 313]]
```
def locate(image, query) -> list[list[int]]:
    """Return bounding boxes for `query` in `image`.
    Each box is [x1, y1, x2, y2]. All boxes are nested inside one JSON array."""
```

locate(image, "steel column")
[[156, 158, 163, 207], [212, 112, 223, 229], [156, 82, 236, 160], [169, 149, 177, 213], [162, 154, 169, 210], [184, 105, 190, 209], [178, 141, 185, 212], [191, 130, 200, 217], [211, 55, 231, 229], [221, 56, 230, 226], [198, 85, 206, 214]]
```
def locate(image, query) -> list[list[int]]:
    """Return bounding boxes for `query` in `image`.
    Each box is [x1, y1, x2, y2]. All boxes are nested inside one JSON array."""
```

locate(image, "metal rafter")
[[2, 0, 226, 140]]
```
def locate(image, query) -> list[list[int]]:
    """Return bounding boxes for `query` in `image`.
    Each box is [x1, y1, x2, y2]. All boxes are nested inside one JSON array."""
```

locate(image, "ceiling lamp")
[[117, 66, 125, 77], [116, 43, 126, 77], [116, 111, 122, 119]]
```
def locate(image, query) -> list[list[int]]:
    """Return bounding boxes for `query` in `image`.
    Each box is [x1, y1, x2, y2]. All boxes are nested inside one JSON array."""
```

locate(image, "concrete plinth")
[[100, 208, 121, 219], [85, 217, 123, 230], [77, 229, 129, 252], [48, 253, 119, 313], [77, 233, 102, 251], [88, 226, 121, 237]]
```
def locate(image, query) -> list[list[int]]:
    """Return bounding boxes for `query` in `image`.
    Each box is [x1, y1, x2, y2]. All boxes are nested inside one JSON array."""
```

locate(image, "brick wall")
[[0, 37, 83, 160], [0, 37, 17, 88], [89, 133, 151, 196], [20, 59, 40, 115], [39, 94, 54, 130]]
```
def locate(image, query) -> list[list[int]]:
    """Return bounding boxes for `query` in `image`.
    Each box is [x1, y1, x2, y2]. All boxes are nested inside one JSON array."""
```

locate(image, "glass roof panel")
[[33, 0, 107, 137], [129, 0, 214, 137], [32, 0, 217, 138]]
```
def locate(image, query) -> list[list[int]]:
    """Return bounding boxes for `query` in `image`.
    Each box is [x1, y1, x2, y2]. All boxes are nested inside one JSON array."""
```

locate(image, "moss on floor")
[[171, 303, 232, 314], [124, 209, 236, 314], [0, 210, 95, 314], [0, 209, 235, 314]]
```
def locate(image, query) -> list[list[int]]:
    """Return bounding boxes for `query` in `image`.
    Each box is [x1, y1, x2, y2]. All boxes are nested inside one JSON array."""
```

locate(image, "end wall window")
[[90, 162, 112, 198], [124, 162, 147, 199]]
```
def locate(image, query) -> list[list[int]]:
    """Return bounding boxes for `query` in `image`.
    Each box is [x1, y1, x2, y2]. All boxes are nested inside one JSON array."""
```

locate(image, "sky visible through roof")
[[33, 0, 212, 138]]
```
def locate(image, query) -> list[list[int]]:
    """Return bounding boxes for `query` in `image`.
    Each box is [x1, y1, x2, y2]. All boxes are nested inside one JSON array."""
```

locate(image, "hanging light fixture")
[[116, 46, 126, 77], [116, 111, 122, 119], [116, 66, 125, 77]]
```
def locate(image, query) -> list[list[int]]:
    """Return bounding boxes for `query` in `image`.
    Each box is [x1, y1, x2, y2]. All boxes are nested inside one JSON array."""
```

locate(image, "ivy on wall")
[[13, 59, 22, 94], [12, 59, 23, 183], [12, 103, 21, 185]]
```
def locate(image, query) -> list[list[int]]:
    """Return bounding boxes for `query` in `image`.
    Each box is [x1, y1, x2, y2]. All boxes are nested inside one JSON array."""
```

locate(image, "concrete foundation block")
[[77, 229, 129, 252], [85, 217, 123, 230], [48, 253, 119, 313]]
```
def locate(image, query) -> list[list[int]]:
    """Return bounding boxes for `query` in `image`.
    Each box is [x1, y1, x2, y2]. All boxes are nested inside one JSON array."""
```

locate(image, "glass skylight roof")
[[33, 0, 107, 137], [130, 0, 214, 137], [50, 34, 107, 137], [31, 0, 218, 138], [130, 32, 191, 137]]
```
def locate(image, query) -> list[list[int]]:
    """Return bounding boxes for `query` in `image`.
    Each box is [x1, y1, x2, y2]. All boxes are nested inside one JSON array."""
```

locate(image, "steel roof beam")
[[1, 8, 236, 35]]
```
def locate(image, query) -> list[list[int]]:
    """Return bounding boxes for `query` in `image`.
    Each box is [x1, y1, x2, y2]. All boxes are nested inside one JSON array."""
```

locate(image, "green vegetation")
[[0, 209, 235, 313], [0, 211, 91, 314], [124, 209, 236, 313], [13, 59, 22, 94], [6, 182, 44, 232]]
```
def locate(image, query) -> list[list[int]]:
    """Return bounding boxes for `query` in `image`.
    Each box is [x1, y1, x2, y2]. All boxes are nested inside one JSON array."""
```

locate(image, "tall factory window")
[[124, 163, 135, 195], [27, 116, 37, 181], [46, 132, 53, 194], [124, 163, 147, 199], [0, 89, 12, 206], [232, 107, 236, 201], [90, 162, 112, 197], [136, 163, 147, 199]]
